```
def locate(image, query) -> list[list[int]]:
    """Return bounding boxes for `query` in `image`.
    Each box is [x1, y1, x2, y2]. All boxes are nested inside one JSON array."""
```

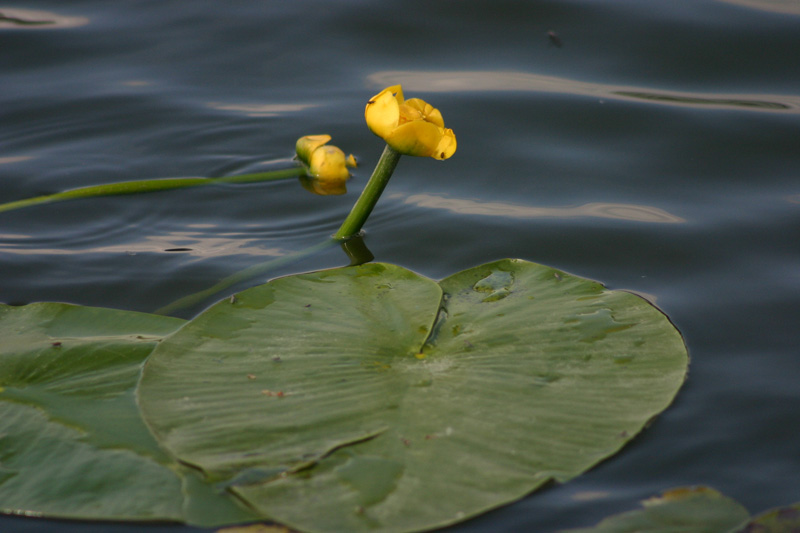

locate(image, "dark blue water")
[[2, 1, 799, 531]]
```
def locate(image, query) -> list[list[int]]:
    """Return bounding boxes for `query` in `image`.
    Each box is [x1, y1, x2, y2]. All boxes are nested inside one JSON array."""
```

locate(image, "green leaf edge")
[[561, 485, 800, 533], [0, 302, 258, 526]]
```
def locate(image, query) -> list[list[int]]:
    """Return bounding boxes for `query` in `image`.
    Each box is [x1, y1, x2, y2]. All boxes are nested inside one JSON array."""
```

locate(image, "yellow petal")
[[385, 84, 404, 104], [402, 98, 444, 128], [364, 85, 402, 139], [385, 120, 442, 157], [295, 134, 331, 165], [432, 128, 457, 160], [397, 102, 424, 123]]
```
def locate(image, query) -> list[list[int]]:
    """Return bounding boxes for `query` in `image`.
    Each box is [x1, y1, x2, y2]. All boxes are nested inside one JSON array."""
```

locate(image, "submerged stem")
[[144, 145, 402, 314], [155, 238, 338, 316], [333, 144, 401, 240]]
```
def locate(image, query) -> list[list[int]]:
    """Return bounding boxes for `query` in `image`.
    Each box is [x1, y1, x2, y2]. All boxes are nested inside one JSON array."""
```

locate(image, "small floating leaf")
[[561, 486, 800, 533], [745, 501, 800, 532]]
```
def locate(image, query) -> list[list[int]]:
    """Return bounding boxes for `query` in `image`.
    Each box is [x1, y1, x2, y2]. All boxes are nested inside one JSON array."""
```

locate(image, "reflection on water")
[[0, 8, 89, 29], [206, 102, 318, 117], [571, 491, 611, 502], [0, 230, 287, 258], [121, 80, 153, 87], [368, 70, 800, 113], [0, 156, 33, 165], [612, 91, 790, 111], [713, 0, 800, 14], [402, 193, 684, 224], [299, 175, 348, 196]]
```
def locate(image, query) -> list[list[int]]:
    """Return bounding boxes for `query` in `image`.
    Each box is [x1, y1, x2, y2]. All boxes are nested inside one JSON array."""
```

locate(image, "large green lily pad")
[[139, 259, 689, 532], [0, 302, 255, 525]]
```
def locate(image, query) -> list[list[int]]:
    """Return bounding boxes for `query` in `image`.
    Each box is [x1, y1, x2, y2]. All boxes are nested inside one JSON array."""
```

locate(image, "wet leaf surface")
[[139, 259, 688, 532], [0, 303, 257, 526]]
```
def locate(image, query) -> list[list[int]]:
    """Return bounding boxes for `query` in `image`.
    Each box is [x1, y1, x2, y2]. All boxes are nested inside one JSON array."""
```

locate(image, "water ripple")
[[400, 193, 685, 224], [0, 8, 88, 29], [367, 70, 800, 113], [206, 102, 319, 117], [713, 0, 800, 15], [0, 229, 288, 258]]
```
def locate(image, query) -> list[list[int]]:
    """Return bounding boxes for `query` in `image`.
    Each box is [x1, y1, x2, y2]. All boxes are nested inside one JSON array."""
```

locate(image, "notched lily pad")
[[139, 259, 689, 532]]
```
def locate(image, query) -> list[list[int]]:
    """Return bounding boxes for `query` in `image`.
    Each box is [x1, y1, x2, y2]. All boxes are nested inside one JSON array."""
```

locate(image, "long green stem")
[[0, 167, 305, 214], [333, 144, 401, 240]]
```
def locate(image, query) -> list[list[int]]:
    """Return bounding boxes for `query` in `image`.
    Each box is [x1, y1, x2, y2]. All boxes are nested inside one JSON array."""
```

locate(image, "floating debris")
[[547, 30, 563, 48]]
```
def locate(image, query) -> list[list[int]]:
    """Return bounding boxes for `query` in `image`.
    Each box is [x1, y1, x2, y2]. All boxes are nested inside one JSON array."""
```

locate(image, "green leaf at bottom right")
[[563, 486, 800, 533]]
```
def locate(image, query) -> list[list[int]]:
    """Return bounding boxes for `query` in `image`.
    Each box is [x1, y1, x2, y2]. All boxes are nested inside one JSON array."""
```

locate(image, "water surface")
[[1, 1, 799, 531]]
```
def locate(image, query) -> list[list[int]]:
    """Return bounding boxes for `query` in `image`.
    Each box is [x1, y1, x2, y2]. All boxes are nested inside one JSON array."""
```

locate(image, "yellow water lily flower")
[[365, 84, 456, 160], [296, 134, 356, 180]]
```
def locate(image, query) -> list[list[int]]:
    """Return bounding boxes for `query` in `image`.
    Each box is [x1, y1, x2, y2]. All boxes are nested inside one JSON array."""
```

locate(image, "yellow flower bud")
[[364, 85, 456, 160], [295, 135, 356, 196], [309, 145, 350, 183]]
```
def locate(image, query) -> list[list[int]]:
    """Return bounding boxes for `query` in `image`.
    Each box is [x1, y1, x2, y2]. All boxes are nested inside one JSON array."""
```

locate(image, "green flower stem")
[[333, 144, 401, 240], [0, 167, 305, 214]]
